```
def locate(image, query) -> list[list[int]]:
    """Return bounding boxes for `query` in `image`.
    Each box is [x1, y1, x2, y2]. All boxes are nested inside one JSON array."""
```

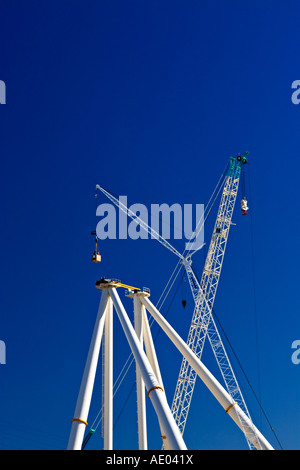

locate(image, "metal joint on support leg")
[[147, 386, 164, 398], [71, 418, 88, 426], [225, 402, 237, 414]]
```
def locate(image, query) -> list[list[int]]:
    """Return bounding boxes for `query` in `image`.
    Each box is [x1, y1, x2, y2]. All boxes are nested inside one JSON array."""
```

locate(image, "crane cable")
[[179, 159, 228, 261], [247, 163, 261, 419], [208, 298, 283, 450], [206, 164, 283, 450]]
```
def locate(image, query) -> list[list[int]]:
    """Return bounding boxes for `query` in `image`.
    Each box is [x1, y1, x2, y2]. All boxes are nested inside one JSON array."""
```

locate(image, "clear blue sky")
[[0, 0, 300, 450]]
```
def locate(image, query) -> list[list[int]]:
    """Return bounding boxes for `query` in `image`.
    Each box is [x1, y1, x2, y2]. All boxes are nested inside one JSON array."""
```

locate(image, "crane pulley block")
[[92, 252, 101, 263], [241, 199, 249, 216], [227, 152, 248, 177], [91, 231, 101, 263]]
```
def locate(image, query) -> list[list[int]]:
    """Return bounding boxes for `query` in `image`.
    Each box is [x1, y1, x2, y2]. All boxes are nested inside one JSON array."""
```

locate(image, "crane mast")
[[170, 155, 260, 449]]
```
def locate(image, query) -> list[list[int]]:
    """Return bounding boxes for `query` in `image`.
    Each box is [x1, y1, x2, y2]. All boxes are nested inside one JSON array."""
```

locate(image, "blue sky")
[[1, 0, 300, 450]]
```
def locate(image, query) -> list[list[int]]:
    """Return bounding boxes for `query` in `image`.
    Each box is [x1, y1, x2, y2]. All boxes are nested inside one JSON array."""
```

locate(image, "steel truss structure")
[[67, 283, 273, 450], [171, 156, 260, 449]]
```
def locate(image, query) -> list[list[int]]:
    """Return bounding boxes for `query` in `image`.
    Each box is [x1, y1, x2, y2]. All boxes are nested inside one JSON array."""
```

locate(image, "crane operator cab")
[[241, 199, 248, 216], [91, 231, 101, 263]]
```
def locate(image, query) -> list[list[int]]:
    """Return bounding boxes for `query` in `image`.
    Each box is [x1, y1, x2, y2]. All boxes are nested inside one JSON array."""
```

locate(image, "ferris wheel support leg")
[[133, 296, 147, 450], [140, 299, 170, 450], [109, 287, 187, 451], [140, 295, 274, 451], [104, 295, 113, 450], [67, 289, 109, 450]]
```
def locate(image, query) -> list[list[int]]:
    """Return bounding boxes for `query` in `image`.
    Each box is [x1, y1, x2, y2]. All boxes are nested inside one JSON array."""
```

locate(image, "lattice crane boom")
[[170, 155, 260, 449]]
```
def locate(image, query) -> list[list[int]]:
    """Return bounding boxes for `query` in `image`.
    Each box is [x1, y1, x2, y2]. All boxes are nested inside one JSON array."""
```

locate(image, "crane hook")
[[91, 231, 101, 263]]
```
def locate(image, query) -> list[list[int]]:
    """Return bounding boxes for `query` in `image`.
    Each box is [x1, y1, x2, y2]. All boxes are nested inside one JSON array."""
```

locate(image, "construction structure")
[[67, 153, 276, 450]]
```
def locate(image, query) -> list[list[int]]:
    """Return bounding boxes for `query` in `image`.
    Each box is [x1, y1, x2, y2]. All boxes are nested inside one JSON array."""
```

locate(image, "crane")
[[94, 152, 263, 449], [170, 153, 261, 449]]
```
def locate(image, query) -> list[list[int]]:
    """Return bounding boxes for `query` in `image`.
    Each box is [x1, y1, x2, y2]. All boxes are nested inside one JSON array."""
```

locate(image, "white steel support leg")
[[142, 304, 164, 388], [140, 295, 274, 451], [104, 295, 113, 450], [133, 297, 147, 450], [133, 296, 147, 450], [109, 287, 187, 451], [140, 297, 171, 450], [67, 289, 109, 450]]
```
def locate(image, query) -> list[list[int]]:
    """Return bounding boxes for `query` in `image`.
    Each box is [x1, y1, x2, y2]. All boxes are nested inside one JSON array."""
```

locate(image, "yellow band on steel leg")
[[147, 386, 164, 398], [225, 402, 237, 413], [71, 417, 88, 426]]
